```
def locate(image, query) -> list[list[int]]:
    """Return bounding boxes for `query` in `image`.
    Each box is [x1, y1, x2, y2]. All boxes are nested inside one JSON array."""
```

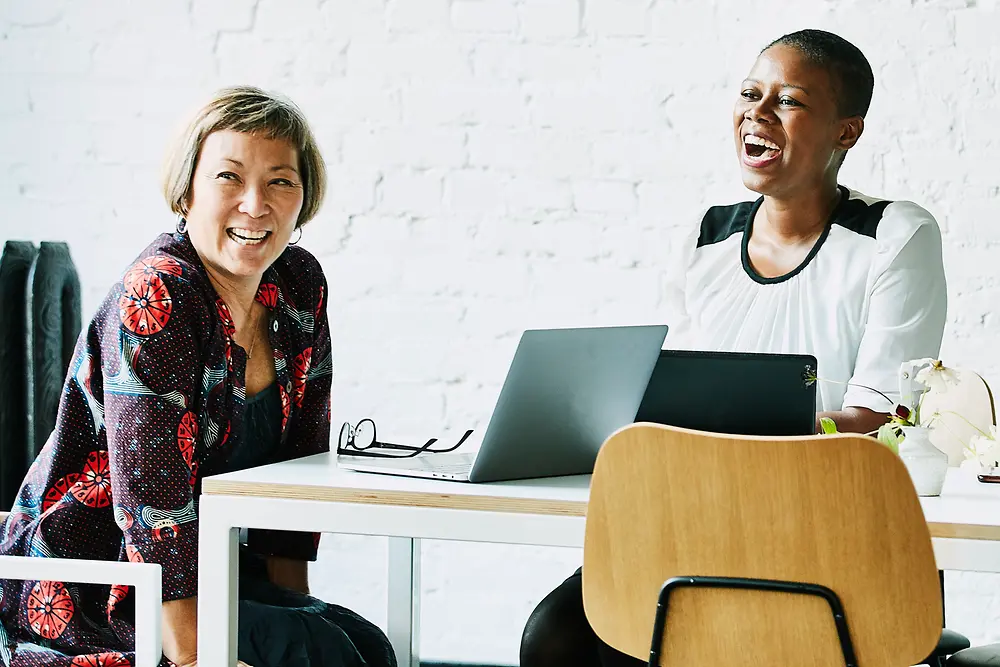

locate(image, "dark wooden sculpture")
[[24, 242, 82, 466], [0, 241, 39, 510]]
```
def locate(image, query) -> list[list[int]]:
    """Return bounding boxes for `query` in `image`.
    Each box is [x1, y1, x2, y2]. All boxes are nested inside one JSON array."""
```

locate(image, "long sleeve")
[[102, 258, 209, 601]]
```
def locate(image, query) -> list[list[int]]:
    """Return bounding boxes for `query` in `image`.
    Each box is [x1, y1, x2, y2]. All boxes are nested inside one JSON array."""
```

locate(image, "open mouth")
[[743, 134, 782, 162], [226, 228, 271, 246]]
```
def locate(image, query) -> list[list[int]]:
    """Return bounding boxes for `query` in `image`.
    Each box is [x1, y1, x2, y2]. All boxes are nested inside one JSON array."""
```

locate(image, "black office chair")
[[936, 629, 974, 666], [0, 240, 81, 510], [926, 568, 972, 666], [947, 644, 1000, 666]]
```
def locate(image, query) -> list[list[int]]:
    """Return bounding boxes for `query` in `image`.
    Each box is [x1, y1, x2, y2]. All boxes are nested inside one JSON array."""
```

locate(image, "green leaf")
[[877, 423, 901, 455], [819, 417, 838, 434]]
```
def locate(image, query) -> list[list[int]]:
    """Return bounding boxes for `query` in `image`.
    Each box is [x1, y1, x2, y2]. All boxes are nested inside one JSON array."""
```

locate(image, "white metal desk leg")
[[197, 495, 240, 666], [387, 537, 420, 667]]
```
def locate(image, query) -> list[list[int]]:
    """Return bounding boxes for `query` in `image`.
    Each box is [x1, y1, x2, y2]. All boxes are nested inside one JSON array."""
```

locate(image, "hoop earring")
[[289, 227, 302, 245], [176, 216, 187, 234]]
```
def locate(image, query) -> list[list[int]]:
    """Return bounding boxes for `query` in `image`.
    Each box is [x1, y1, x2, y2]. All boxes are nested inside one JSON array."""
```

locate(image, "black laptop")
[[635, 349, 818, 436]]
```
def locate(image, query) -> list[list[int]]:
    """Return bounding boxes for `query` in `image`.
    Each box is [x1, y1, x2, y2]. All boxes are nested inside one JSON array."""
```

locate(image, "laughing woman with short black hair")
[[520, 28, 947, 667]]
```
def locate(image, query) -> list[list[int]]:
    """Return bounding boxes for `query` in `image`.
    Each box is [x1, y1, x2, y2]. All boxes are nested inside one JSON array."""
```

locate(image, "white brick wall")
[[3, 0, 1000, 662]]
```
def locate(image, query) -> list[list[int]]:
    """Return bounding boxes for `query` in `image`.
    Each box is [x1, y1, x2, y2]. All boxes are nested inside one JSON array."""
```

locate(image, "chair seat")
[[946, 643, 1000, 666]]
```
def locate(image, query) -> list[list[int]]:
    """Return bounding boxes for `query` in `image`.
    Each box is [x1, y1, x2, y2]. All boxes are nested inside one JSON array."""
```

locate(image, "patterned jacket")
[[0, 231, 333, 664]]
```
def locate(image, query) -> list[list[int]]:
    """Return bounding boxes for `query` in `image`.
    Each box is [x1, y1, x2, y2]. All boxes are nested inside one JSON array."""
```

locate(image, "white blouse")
[[664, 186, 948, 413]]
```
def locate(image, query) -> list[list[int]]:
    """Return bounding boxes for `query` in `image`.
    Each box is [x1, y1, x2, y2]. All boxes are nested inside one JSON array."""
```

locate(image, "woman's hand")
[[161, 597, 198, 666], [162, 597, 255, 666]]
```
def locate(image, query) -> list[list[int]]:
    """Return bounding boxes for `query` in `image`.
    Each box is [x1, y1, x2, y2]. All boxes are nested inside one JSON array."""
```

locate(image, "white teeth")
[[744, 135, 781, 151], [227, 229, 269, 246], [229, 229, 268, 240]]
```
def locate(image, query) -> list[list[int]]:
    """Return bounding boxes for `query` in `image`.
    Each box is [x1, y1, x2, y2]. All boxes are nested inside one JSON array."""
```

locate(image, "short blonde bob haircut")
[[162, 86, 327, 227]]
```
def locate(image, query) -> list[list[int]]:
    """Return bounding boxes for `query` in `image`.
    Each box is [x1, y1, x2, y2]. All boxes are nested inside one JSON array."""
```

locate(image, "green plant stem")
[[926, 409, 992, 439], [923, 409, 994, 459]]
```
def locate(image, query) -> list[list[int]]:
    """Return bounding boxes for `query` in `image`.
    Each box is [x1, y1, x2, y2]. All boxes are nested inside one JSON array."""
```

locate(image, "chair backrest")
[[0, 241, 38, 510], [583, 423, 941, 667], [25, 241, 82, 458], [0, 240, 82, 511]]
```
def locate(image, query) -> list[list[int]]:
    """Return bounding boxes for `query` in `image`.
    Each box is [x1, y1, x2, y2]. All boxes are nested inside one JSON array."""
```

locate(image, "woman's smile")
[[741, 132, 783, 169], [226, 227, 273, 246]]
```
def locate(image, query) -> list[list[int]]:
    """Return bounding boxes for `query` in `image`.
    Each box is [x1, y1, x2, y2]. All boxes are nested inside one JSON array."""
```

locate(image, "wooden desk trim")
[[926, 522, 1000, 541], [202, 480, 589, 517], [203, 481, 1000, 540]]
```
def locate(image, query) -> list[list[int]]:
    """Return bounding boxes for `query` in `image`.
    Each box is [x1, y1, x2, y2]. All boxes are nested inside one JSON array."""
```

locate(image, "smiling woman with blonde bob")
[[519, 29, 948, 667], [0, 87, 395, 667]]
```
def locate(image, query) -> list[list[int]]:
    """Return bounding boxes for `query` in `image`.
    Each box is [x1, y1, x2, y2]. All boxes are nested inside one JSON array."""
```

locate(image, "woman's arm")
[[817, 407, 889, 434], [840, 211, 948, 418], [103, 257, 212, 661]]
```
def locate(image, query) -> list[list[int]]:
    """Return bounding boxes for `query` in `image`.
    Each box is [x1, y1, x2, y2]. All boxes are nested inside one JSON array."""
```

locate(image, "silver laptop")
[[337, 324, 668, 482]]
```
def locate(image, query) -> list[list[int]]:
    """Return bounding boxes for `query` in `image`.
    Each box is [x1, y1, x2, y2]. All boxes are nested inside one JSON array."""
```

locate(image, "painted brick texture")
[[2, 0, 1000, 662]]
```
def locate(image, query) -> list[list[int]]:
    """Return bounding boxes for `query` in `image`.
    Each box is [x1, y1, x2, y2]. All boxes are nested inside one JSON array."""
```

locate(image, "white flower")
[[966, 425, 1000, 470], [914, 360, 961, 394]]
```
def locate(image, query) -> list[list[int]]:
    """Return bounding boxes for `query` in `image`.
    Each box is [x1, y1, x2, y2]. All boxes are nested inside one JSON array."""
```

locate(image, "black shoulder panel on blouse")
[[832, 195, 892, 239], [697, 201, 755, 248]]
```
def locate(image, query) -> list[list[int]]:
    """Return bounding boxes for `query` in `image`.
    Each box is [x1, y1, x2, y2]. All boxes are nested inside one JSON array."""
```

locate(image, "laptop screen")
[[634, 350, 818, 436]]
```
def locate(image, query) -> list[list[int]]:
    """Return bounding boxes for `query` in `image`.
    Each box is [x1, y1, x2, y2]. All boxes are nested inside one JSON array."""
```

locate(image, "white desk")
[[196, 455, 1000, 666]]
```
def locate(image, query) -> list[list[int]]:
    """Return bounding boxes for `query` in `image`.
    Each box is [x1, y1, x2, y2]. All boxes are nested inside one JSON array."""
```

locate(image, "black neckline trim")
[[740, 185, 850, 285], [246, 381, 279, 405]]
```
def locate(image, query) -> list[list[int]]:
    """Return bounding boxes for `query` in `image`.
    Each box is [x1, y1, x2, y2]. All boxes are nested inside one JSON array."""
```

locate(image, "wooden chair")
[[0, 512, 163, 666], [583, 423, 943, 667]]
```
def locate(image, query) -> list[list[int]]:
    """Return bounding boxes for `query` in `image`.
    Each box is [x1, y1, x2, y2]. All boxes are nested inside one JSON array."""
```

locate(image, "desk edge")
[[927, 522, 1000, 541], [201, 484, 1000, 538], [201, 480, 589, 517]]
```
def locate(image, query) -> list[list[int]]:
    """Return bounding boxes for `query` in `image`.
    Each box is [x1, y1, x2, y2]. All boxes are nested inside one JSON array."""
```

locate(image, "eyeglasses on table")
[[337, 418, 474, 459]]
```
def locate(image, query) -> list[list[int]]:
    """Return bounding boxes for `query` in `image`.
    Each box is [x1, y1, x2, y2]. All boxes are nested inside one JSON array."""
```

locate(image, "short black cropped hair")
[[765, 29, 875, 119]]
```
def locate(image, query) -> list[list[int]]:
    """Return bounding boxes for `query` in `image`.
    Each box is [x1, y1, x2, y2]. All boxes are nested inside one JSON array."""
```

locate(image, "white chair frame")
[[0, 553, 162, 666]]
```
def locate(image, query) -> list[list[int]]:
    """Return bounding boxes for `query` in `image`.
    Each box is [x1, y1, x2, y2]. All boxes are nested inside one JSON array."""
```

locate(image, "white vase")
[[898, 426, 949, 496]]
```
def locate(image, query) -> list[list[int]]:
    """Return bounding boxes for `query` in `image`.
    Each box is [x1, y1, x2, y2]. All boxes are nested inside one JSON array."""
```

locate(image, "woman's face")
[[184, 130, 304, 283], [733, 44, 856, 198]]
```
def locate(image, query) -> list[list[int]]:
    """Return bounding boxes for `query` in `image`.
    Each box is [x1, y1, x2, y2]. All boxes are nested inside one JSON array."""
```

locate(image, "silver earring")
[[289, 227, 302, 245], [176, 216, 188, 234]]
